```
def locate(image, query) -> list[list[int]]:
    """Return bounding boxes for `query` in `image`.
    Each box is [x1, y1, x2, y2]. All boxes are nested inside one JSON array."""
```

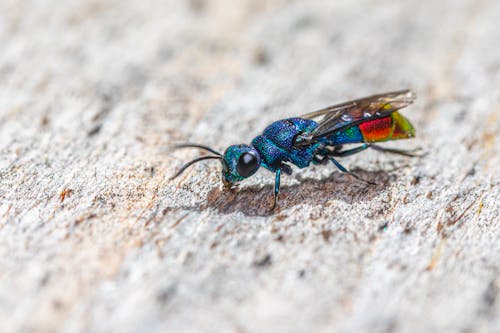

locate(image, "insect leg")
[[329, 157, 376, 185], [313, 154, 328, 164], [271, 168, 282, 210], [369, 144, 424, 157], [332, 145, 344, 153], [329, 144, 369, 157]]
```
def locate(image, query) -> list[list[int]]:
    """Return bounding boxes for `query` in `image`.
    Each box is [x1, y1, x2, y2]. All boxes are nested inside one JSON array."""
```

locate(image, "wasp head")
[[170, 143, 261, 189], [222, 144, 261, 187]]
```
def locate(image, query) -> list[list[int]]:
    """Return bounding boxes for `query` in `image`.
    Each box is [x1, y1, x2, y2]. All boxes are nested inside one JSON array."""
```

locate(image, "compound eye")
[[236, 152, 259, 177]]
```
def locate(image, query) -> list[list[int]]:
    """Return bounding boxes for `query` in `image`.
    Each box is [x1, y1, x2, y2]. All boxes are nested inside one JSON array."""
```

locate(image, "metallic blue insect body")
[[172, 90, 418, 210]]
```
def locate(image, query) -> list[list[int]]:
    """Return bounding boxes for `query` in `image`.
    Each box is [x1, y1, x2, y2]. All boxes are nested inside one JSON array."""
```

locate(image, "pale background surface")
[[0, 1, 499, 332]]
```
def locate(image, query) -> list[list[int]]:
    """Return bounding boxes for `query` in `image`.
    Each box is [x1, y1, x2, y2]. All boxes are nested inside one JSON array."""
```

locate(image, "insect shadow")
[[192, 169, 395, 217]]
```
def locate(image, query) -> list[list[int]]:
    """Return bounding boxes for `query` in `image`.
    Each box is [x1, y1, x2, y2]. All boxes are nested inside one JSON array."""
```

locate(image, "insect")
[[171, 90, 419, 209]]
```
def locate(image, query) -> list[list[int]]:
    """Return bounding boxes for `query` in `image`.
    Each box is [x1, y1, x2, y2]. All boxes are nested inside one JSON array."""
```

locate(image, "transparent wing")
[[300, 90, 416, 143]]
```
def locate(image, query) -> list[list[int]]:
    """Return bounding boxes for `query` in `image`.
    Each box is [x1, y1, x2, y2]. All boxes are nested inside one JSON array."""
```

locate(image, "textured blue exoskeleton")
[[171, 90, 419, 209]]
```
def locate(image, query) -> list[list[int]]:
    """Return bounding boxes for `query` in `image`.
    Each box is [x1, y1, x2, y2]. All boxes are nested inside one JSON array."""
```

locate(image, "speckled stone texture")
[[0, 1, 499, 332]]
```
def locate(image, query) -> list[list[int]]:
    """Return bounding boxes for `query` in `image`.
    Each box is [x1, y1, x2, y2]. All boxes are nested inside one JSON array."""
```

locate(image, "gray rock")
[[0, 1, 498, 332]]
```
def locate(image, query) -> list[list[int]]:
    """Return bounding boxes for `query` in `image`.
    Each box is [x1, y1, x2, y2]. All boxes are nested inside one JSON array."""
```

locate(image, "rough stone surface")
[[0, 1, 499, 332]]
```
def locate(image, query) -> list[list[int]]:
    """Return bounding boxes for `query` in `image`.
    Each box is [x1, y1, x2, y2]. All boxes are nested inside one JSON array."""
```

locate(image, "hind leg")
[[369, 144, 423, 157], [330, 143, 422, 158], [329, 144, 370, 157]]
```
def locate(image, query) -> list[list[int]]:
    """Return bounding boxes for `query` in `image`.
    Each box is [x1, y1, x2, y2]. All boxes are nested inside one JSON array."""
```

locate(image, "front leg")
[[271, 168, 281, 210], [270, 163, 292, 210]]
